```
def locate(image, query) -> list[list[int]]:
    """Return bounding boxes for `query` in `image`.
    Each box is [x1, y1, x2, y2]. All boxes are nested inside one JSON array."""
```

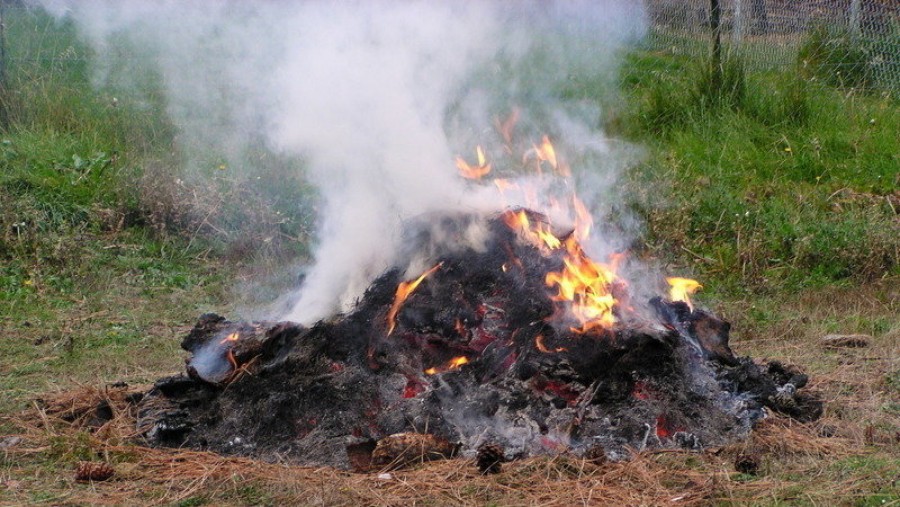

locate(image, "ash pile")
[[137, 210, 821, 470]]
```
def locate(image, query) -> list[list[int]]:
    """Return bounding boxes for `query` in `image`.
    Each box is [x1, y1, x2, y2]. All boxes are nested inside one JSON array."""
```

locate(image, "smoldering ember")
[[136, 189, 823, 470]]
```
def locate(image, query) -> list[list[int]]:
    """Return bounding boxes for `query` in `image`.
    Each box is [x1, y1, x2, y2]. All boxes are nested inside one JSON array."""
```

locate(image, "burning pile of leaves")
[[134, 205, 822, 470]]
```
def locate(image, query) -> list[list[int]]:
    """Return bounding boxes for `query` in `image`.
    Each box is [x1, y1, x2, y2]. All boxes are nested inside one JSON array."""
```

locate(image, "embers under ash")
[[137, 211, 821, 469]]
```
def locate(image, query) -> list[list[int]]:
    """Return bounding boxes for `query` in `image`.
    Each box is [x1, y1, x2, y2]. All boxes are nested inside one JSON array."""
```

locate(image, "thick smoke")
[[34, 0, 647, 324]]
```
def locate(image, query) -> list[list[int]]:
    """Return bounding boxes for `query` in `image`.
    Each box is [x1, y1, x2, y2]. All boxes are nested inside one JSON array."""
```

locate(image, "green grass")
[[599, 45, 898, 295], [0, 7, 315, 263], [0, 227, 229, 414], [0, 7, 315, 417]]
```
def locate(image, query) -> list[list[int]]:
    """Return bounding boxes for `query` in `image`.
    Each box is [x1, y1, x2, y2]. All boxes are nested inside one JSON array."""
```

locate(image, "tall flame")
[[453, 132, 702, 336], [522, 136, 571, 177], [666, 277, 702, 310], [495, 107, 520, 146], [218, 333, 240, 371], [501, 206, 625, 334], [387, 263, 443, 335], [571, 195, 592, 241], [545, 242, 621, 333], [502, 210, 562, 252]]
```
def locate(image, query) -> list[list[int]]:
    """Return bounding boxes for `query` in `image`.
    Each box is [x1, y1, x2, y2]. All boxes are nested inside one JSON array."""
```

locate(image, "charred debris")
[[137, 210, 821, 470]]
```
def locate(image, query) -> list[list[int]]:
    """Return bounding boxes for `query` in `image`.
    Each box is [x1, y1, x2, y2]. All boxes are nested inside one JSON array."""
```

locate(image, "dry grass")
[[2, 347, 897, 507], [0, 385, 749, 506], [2, 279, 896, 507]]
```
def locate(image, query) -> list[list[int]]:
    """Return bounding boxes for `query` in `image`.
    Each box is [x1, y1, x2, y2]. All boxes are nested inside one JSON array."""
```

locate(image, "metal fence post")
[[711, 0, 722, 89], [849, 0, 861, 35], [733, 0, 744, 46]]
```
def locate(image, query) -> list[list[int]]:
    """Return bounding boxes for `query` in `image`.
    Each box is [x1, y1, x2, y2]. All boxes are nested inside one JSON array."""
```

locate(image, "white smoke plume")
[[33, 0, 647, 324]]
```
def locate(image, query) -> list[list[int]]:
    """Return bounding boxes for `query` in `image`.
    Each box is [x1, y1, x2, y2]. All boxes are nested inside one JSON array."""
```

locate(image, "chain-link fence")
[[1, 1, 898, 92], [647, 0, 900, 90]]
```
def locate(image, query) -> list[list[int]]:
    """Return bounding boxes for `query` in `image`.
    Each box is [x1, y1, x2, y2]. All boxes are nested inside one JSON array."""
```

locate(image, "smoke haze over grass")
[[33, 0, 647, 323]]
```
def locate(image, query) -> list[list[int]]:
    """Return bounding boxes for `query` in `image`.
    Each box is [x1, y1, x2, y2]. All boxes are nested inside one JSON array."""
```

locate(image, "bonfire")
[[132, 134, 821, 471]]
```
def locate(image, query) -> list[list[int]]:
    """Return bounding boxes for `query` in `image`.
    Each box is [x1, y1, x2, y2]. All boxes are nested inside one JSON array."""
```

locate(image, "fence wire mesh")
[[1, 2, 898, 91], [647, 0, 899, 90]]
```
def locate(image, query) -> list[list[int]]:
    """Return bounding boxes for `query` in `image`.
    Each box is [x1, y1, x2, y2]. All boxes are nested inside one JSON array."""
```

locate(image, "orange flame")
[[493, 178, 515, 194], [501, 207, 623, 333], [387, 263, 443, 335], [456, 146, 491, 180], [571, 195, 592, 242], [535, 228, 561, 250], [458, 135, 701, 335], [450, 356, 469, 368], [666, 277, 702, 310], [534, 334, 567, 353], [424, 356, 469, 375], [523, 135, 571, 177], [218, 333, 240, 371], [225, 350, 238, 370], [502, 209, 530, 231], [502, 210, 562, 252], [219, 332, 239, 345], [545, 247, 621, 333], [536, 135, 558, 170], [495, 107, 520, 145]]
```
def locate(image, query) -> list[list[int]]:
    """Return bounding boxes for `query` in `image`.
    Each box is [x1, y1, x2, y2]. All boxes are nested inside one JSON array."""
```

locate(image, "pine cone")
[[476, 443, 505, 475], [75, 461, 114, 482], [370, 433, 459, 470], [734, 453, 760, 475]]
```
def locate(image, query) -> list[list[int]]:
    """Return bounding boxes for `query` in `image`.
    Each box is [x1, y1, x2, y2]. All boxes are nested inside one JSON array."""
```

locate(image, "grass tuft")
[[690, 52, 747, 112]]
